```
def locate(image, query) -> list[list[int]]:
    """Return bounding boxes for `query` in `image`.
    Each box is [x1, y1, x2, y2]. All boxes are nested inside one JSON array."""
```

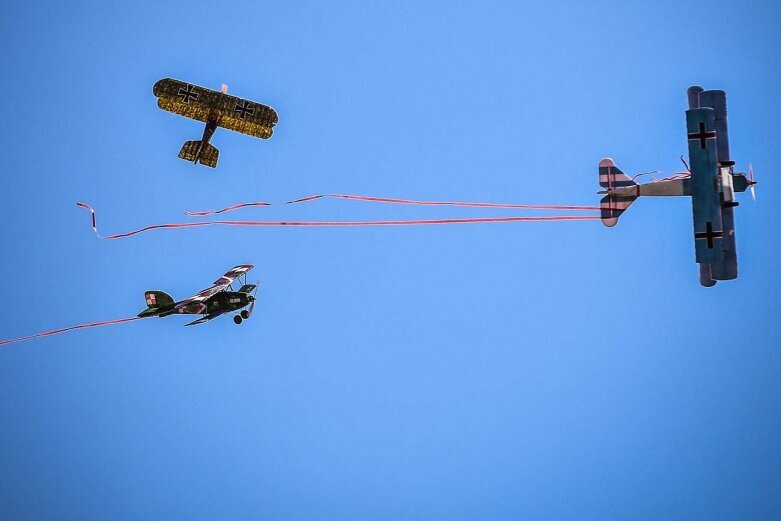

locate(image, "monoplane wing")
[[185, 309, 229, 326], [175, 265, 254, 311], [153, 78, 278, 139]]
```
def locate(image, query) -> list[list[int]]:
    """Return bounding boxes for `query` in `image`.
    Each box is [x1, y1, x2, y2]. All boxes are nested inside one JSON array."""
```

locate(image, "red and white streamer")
[[0, 316, 145, 346], [77, 202, 600, 240], [184, 193, 601, 216]]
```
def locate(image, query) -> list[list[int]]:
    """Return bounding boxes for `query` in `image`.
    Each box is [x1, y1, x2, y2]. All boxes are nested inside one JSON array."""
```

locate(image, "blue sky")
[[1, 1, 779, 519]]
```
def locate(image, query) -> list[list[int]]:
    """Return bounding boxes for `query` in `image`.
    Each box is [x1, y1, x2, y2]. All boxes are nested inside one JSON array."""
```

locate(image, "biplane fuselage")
[[138, 265, 259, 326]]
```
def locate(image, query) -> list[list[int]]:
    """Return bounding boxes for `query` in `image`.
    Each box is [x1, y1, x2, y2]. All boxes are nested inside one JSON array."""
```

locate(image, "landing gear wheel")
[[233, 315, 243, 325], [240, 310, 249, 320]]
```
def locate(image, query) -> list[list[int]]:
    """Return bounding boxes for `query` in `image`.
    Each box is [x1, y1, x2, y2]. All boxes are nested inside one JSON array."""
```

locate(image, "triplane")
[[138, 265, 259, 326], [598, 86, 756, 287]]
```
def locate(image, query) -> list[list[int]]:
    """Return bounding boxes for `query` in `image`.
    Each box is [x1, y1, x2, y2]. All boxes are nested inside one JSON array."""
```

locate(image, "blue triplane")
[[598, 86, 756, 287]]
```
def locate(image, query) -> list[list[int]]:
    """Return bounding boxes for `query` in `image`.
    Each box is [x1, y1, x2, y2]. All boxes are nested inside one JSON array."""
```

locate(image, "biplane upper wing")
[[153, 78, 278, 139], [175, 264, 254, 310]]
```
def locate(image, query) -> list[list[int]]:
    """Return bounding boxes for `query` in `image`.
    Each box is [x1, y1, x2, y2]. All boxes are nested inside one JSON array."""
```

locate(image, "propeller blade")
[[751, 184, 756, 201], [749, 163, 756, 201], [247, 281, 259, 317]]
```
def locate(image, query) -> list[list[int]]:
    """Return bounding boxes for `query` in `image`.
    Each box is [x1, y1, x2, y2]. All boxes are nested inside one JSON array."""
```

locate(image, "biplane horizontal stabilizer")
[[179, 141, 219, 168], [598, 158, 638, 227], [197, 143, 219, 168]]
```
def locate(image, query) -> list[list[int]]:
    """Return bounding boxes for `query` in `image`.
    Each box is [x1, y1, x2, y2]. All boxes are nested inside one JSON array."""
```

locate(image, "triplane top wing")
[[153, 79, 278, 138]]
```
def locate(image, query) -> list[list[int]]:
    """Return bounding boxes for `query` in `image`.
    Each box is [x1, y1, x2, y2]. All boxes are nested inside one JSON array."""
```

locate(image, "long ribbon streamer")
[[0, 316, 145, 346], [77, 203, 599, 240], [185, 194, 601, 216]]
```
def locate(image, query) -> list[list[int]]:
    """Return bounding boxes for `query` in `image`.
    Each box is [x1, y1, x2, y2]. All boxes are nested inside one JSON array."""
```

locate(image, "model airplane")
[[599, 86, 756, 287], [153, 78, 278, 168], [138, 265, 259, 325]]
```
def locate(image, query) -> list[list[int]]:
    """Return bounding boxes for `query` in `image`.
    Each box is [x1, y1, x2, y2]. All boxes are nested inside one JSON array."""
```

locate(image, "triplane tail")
[[598, 158, 638, 227], [179, 140, 219, 168]]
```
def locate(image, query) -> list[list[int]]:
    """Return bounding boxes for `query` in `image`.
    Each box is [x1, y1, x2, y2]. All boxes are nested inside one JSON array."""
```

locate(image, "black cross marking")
[[177, 84, 198, 104], [694, 221, 723, 249], [234, 100, 255, 120], [688, 122, 717, 149]]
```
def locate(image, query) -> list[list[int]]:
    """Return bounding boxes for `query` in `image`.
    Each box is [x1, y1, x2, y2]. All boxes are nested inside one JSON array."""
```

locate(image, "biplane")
[[598, 86, 756, 287], [153, 78, 278, 168], [138, 265, 259, 325]]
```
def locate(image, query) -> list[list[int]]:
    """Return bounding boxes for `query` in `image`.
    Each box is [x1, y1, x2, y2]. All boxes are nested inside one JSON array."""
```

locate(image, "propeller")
[[748, 163, 757, 201], [247, 281, 260, 317]]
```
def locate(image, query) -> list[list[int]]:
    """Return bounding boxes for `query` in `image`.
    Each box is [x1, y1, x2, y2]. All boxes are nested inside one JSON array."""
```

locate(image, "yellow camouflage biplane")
[[153, 78, 278, 168]]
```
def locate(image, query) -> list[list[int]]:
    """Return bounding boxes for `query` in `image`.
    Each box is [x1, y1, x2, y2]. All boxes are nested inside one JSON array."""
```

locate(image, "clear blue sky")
[[1, 1, 779, 519]]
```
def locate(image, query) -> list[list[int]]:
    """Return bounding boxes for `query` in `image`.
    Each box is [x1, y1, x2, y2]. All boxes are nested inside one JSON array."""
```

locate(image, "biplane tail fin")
[[138, 290, 176, 318], [598, 158, 638, 227], [178, 140, 219, 168]]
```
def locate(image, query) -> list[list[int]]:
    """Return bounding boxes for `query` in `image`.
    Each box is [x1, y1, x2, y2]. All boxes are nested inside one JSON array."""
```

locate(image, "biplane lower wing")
[[218, 110, 276, 139], [185, 310, 228, 326]]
